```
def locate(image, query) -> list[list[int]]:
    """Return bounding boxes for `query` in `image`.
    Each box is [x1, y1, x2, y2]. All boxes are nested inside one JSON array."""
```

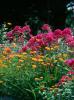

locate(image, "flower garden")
[[0, 23, 74, 100]]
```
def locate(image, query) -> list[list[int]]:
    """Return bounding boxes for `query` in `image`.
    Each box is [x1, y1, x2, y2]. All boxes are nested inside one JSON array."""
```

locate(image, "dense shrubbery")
[[0, 23, 74, 100]]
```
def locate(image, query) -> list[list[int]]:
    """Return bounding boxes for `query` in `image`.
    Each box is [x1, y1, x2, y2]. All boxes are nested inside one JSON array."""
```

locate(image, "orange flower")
[[4, 47, 11, 53], [19, 59, 23, 63], [9, 54, 15, 58], [30, 51, 36, 54]]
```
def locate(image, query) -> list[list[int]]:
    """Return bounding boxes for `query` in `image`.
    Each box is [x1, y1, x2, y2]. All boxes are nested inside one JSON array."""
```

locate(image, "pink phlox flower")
[[65, 35, 74, 47], [13, 26, 24, 33], [67, 70, 74, 75], [22, 25, 31, 32], [22, 45, 28, 52], [65, 59, 74, 67], [54, 29, 62, 38], [46, 32, 54, 42], [41, 24, 51, 32], [60, 75, 72, 83], [62, 28, 72, 37], [27, 36, 36, 47], [6, 31, 13, 40], [36, 33, 44, 39]]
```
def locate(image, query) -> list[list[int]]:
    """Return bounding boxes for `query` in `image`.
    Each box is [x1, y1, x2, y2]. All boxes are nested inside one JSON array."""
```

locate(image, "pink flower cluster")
[[65, 35, 74, 47], [6, 25, 31, 42], [54, 28, 72, 39], [60, 75, 72, 82], [20, 32, 54, 51], [21, 27, 73, 52], [65, 59, 74, 70], [54, 28, 74, 47], [67, 70, 74, 75], [57, 75, 72, 86], [27, 32, 54, 51], [41, 24, 52, 32], [13, 25, 31, 33]]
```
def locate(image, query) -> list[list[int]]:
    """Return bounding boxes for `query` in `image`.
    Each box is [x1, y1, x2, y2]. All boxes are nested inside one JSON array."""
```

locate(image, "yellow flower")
[[41, 62, 47, 66], [45, 47, 51, 51], [54, 60, 58, 63], [36, 55, 44, 58], [22, 52, 27, 55], [0, 60, 3, 64], [47, 62, 51, 65], [54, 45, 59, 49], [58, 58, 64, 61], [50, 47, 54, 50], [32, 58, 38, 61], [63, 54, 68, 57], [32, 65, 37, 69], [38, 59, 43, 62], [3, 51, 8, 55], [30, 51, 36, 54]]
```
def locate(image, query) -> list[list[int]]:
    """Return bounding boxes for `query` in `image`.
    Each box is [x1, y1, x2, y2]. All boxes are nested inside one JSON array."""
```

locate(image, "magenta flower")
[[22, 45, 28, 52], [65, 59, 74, 70], [22, 25, 31, 32], [65, 35, 74, 47], [6, 31, 13, 40], [54, 29, 62, 38], [60, 75, 72, 83], [13, 26, 24, 33], [62, 28, 72, 37], [67, 70, 74, 75], [36, 33, 43, 39], [41, 24, 51, 32], [46, 32, 54, 42]]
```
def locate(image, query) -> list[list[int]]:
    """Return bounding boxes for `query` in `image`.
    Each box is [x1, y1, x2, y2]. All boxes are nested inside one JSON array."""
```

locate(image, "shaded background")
[[0, 0, 72, 29]]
